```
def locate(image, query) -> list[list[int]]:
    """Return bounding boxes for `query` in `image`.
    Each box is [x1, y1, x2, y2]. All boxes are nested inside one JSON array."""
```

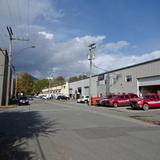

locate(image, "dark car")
[[57, 95, 69, 100], [17, 96, 29, 105]]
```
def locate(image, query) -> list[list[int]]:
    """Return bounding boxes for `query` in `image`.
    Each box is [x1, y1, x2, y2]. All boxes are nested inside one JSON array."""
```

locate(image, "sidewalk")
[[0, 105, 17, 110]]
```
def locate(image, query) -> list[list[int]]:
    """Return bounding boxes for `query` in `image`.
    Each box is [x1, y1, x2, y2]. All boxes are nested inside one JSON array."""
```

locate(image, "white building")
[[69, 58, 160, 98], [42, 82, 69, 97]]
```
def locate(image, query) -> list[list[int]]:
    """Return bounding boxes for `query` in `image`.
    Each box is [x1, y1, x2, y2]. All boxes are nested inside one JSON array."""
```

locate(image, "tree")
[[52, 76, 65, 87], [17, 72, 34, 95], [32, 79, 49, 95], [68, 75, 88, 83]]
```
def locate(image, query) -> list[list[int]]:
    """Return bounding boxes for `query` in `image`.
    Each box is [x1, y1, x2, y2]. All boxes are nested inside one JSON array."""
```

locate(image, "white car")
[[42, 94, 52, 100], [77, 96, 89, 103]]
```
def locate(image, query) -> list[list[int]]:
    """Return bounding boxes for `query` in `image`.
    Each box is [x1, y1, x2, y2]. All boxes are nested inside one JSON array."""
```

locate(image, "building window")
[[111, 78, 116, 84], [125, 75, 132, 82]]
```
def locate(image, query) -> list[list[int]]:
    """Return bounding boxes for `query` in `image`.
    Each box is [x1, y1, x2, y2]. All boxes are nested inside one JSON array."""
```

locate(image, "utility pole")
[[6, 26, 13, 106], [6, 26, 30, 106], [88, 43, 96, 105]]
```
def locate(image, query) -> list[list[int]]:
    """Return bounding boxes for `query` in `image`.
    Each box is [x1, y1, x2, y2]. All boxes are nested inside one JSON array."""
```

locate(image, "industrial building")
[[42, 82, 69, 97], [69, 58, 160, 98]]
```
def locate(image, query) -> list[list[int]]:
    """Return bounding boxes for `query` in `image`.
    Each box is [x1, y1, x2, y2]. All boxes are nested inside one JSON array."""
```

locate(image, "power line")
[[93, 63, 108, 72]]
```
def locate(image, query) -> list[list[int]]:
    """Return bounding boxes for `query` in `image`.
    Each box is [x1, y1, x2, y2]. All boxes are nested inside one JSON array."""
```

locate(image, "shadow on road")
[[0, 111, 58, 160]]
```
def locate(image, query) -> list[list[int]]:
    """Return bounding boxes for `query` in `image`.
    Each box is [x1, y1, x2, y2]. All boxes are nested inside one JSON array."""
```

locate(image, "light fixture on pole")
[[88, 43, 96, 105], [13, 46, 36, 98]]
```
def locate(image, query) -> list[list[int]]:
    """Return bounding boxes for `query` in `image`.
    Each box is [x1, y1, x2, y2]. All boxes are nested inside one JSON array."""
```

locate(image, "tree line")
[[16, 72, 88, 96]]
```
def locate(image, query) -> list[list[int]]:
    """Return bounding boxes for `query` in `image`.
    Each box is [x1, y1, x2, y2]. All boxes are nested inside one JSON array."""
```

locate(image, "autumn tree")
[[52, 76, 65, 87], [32, 79, 49, 95], [68, 75, 88, 83], [17, 72, 34, 95]]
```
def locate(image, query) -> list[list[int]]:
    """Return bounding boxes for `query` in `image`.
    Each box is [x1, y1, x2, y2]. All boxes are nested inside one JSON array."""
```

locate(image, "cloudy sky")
[[0, 0, 160, 79]]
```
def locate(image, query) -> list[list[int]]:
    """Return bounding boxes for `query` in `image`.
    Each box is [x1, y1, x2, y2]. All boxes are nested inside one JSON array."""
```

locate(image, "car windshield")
[[129, 94, 138, 98], [112, 96, 118, 99], [20, 96, 28, 100], [106, 95, 113, 99], [143, 95, 150, 99]]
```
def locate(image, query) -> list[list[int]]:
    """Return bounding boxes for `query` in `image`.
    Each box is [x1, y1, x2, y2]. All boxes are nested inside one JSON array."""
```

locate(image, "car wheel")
[[85, 100, 88, 104], [143, 104, 149, 111], [130, 103, 135, 110], [113, 102, 118, 108]]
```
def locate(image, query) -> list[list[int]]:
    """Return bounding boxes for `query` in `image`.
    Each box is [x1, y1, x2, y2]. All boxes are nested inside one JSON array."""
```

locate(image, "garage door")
[[138, 76, 160, 94]]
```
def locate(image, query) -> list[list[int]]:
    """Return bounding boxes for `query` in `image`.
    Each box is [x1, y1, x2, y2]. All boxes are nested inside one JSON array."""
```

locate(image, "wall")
[[107, 60, 160, 95], [69, 76, 98, 99], [0, 50, 8, 105]]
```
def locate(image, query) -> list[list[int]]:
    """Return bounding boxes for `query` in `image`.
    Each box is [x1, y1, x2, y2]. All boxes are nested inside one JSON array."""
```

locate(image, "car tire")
[[113, 102, 118, 108], [143, 104, 149, 111], [130, 103, 135, 110]]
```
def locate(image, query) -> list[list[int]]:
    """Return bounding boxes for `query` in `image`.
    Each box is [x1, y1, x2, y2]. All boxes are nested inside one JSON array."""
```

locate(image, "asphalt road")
[[0, 99, 160, 160]]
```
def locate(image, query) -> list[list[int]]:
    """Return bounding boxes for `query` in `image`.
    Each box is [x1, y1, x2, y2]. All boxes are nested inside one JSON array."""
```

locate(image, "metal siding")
[[109, 60, 160, 94], [69, 76, 97, 97]]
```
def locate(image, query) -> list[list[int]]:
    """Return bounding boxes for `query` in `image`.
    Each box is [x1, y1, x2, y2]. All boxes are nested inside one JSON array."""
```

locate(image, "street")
[[0, 99, 160, 160]]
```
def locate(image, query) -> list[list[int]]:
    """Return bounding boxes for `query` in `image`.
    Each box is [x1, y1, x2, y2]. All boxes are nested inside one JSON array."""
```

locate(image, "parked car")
[[42, 94, 52, 100], [91, 97, 104, 105], [77, 96, 89, 103], [95, 94, 117, 106], [99, 93, 138, 107], [130, 93, 160, 110], [56, 95, 69, 100], [17, 96, 29, 105]]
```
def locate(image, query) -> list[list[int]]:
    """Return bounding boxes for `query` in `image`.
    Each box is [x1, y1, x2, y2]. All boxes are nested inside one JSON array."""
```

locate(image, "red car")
[[130, 93, 160, 110], [99, 93, 138, 107], [96, 94, 116, 106]]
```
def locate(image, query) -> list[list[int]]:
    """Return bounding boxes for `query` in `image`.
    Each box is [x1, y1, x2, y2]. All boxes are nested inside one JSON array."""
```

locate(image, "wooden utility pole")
[[5, 26, 13, 106], [88, 43, 96, 105], [5, 26, 29, 106]]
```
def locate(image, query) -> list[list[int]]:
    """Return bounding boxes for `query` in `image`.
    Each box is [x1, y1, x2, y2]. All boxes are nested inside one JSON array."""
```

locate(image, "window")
[[120, 95, 124, 99], [112, 78, 116, 84], [125, 95, 129, 99], [125, 75, 132, 82]]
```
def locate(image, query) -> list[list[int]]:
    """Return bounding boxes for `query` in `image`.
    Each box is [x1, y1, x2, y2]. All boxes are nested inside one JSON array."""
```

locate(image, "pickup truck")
[[99, 93, 138, 107], [130, 93, 160, 110], [77, 96, 89, 103]]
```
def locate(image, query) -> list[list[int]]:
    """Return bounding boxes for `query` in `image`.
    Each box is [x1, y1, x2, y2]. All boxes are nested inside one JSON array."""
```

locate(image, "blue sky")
[[0, 0, 160, 78], [34, 0, 160, 54]]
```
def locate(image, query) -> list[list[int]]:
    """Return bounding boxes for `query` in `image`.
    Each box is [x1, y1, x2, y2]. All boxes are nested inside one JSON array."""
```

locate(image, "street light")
[[88, 43, 96, 105], [13, 46, 36, 98], [12, 45, 36, 60]]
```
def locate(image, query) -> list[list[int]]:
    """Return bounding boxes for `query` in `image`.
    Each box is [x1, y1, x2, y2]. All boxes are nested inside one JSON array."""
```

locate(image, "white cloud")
[[0, 0, 159, 79], [38, 31, 54, 40], [104, 41, 129, 53], [12, 30, 160, 79], [94, 50, 160, 73]]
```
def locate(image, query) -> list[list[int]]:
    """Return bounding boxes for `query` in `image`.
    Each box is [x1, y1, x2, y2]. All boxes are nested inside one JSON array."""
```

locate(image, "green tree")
[[52, 76, 65, 87], [17, 72, 34, 95], [68, 75, 88, 83], [32, 79, 49, 95]]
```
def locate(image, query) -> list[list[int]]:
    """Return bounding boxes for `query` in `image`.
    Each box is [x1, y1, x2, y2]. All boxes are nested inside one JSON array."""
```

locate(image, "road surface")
[[0, 99, 160, 160]]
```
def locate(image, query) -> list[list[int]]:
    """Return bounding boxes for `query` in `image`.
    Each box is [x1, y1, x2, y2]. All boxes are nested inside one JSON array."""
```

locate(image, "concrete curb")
[[0, 105, 17, 110]]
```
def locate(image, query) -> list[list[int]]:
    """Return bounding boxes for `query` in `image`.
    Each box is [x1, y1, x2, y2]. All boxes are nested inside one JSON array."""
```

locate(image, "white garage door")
[[138, 76, 160, 94], [138, 76, 160, 86]]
